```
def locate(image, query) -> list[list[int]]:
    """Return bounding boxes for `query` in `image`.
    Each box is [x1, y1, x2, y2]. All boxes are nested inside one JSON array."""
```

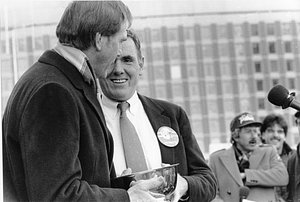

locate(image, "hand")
[[167, 174, 188, 202], [128, 176, 165, 202]]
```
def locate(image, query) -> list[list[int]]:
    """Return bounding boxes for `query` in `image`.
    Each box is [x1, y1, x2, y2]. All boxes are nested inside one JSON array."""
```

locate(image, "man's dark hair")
[[56, 1, 132, 50], [260, 113, 288, 136]]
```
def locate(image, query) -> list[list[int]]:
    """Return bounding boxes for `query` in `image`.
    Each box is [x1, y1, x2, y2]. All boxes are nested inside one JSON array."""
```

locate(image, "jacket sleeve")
[[244, 147, 288, 187], [177, 107, 217, 202], [19, 83, 129, 201]]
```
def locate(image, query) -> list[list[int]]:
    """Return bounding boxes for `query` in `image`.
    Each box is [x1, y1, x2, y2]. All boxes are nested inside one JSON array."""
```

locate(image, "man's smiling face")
[[99, 37, 143, 102]]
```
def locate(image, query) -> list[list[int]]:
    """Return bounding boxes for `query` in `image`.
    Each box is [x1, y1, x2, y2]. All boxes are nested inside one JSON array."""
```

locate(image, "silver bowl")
[[111, 163, 179, 196]]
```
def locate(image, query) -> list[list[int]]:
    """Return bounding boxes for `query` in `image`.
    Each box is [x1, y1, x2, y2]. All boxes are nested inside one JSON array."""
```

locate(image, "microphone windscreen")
[[267, 84, 289, 106], [239, 186, 250, 198]]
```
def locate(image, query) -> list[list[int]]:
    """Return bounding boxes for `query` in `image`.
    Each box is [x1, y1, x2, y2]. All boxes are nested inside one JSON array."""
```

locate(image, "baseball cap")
[[230, 112, 262, 132], [295, 111, 300, 118]]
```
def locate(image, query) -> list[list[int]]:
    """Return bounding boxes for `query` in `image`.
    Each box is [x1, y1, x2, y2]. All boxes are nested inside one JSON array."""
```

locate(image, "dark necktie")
[[118, 102, 148, 172]]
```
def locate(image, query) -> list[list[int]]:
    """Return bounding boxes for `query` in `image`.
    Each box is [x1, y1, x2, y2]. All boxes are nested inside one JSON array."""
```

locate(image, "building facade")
[[1, 2, 300, 156]]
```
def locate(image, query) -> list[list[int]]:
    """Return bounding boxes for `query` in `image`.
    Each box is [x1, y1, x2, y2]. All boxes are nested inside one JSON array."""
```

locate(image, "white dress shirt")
[[100, 91, 162, 176]]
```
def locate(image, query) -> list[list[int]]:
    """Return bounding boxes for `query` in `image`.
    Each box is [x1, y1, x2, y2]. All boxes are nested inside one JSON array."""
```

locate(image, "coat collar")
[[220, 147, 244, 186]]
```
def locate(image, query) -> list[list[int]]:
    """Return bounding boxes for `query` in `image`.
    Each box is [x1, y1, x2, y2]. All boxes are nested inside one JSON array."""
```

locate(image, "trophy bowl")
[[111, 163, 179, 196]]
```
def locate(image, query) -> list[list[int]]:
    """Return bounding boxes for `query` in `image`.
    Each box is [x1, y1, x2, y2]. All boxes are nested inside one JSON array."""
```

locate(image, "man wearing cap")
[[286, 111, 300, 202], [209, 112, 288, 202]]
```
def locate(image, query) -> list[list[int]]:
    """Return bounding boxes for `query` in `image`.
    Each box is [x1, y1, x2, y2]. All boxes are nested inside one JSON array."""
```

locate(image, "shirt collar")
[[100, 91, 139, 118], [53, 42, 97, 90]]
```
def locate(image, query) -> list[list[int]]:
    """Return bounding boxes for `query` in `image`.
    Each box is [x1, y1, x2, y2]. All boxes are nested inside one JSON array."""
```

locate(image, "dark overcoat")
[[3, 50, 129, 201]]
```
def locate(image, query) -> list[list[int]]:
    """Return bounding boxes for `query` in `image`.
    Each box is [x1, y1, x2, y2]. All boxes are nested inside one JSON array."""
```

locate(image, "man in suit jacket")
[[2, 2, 164, 201], [286, 111, 300, 202], [98, 29, 217, 202], [209, 112, 288, 202]]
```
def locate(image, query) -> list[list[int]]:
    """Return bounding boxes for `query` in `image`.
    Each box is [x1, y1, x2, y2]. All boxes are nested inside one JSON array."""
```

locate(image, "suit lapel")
[[249, 146, 264, 169], [220, 147, 244, 186], [138, 94, 175, 164]]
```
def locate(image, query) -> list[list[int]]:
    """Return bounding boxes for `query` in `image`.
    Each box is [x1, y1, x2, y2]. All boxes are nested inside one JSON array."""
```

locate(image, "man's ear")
[[232, 130, 240, 142], [95, 33, 102, 51], [139, 56, 145, 76]]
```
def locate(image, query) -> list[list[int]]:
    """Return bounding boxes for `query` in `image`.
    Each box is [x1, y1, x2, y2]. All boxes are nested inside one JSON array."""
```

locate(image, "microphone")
[[239, 186, 250, 202], [267, 84, 300, 111]]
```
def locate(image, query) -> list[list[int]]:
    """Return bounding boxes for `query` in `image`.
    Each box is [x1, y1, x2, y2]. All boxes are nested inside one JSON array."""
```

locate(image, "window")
[[18, 39, 26, 52], [224, 99, 234, 112], [189, 83, 200, 97], [190, 101, 201, 115], [202, 44, 213, 57], [151, 29, 161, 42], [288, 78, 295, 89], [184, 27, 194, 40], [254, 62, 262, 73], [235, 43, 245, 56], [251, 24, 259, 36], [168, 28, 178, 41], [34, 36, 43, 50], [154, 65, 165, 80], [135, 30, 145, 43], [170, 65, 181, 79], [239, 80, 249, 93], [257, 80, 264, 91], [241, 98, 250, 111], [217, 25, 227, 38], [267, 23, 275, 35], [1, 40, 6, 53], [258, 98, 265, 110], [172, 83, 183, 97], [207, 99, 218, 113], [269, 42, 276, 54], [270, 60, 278, 72], [186, 46, 196, 60], [201, 26, 211, 40], [253, 43, 260, 54], [272, 79, 279, 86], [206, 82, 216, 95], [169, 47, 179, 60], [219, 43, 229, 57], [152, 47, 163, 61], [286, 60, 294, 71], [156, 85, 167, 99], [237, 61, 246, 75], [285, 41, 292, 53], [187, 64, 198, 78], [234, 24, 244, 38], [204, 62, 214, 77], [223, 81, 233, 94], [282, 23, 292, 35], [220, 62, 231, 76]]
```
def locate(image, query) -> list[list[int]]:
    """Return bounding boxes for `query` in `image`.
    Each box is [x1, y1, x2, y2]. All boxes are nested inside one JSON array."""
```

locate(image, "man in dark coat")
[[286, 111, 300, 202], [2, 1, 164, 201]]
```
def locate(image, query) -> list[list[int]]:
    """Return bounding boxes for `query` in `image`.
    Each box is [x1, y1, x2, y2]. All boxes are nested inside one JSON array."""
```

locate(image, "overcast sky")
[[1, 0, 300, 27]]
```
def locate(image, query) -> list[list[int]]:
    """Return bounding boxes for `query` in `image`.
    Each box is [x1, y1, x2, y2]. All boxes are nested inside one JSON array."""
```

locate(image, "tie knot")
[[118, 102, 129, 113]]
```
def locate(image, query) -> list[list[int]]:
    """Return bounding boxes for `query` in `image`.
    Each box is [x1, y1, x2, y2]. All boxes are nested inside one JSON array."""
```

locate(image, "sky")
[[1, 0, 299, 28]]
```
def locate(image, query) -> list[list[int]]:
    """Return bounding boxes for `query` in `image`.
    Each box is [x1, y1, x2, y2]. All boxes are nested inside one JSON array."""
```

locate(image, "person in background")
[[209, 112, 288, 202], [261, 113, 295, 201], [98, 29, 217, 202], [286, 111, 300, 202], [2, 1, 165, 201]]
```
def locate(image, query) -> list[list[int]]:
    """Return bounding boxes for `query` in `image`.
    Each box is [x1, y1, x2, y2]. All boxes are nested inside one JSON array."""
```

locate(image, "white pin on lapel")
[[157, 126, 179, 147]]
